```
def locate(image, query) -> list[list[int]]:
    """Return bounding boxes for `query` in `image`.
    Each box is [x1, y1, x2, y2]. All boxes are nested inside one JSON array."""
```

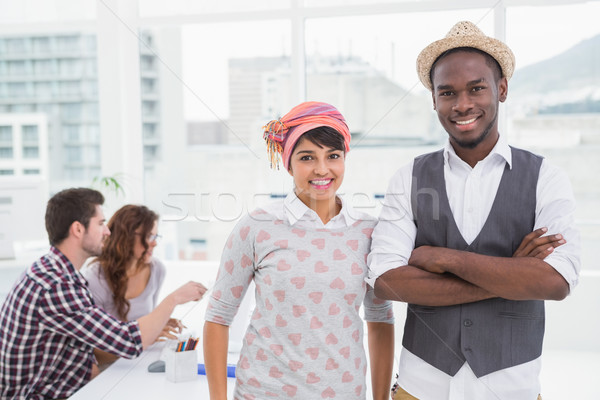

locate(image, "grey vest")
[[403, 147, 545, 378]]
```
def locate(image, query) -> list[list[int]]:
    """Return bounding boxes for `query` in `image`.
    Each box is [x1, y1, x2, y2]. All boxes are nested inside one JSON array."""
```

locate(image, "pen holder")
[[165, 348, 198, 382]]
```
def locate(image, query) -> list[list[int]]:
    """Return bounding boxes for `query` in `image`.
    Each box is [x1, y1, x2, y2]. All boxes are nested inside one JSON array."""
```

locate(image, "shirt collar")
[[443, 133, 512, 169], [283, 192, 355, 228], [47, 246, 88, 285]]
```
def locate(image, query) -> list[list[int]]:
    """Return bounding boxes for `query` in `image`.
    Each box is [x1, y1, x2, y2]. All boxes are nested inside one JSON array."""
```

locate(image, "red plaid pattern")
[[0, 247, 143, 400]]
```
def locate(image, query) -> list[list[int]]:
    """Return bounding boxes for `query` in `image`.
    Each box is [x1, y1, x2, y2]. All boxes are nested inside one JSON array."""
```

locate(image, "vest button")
[[463, 319, 473, 327]]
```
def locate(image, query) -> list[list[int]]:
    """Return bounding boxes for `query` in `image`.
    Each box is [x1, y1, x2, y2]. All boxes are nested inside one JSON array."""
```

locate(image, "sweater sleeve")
[[363, 284, 395, 324], [205, 215, 257, 326]]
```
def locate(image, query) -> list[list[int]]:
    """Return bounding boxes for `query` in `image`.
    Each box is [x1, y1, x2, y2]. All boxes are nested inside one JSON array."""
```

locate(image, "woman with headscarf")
[[203, 102, 395, 399]]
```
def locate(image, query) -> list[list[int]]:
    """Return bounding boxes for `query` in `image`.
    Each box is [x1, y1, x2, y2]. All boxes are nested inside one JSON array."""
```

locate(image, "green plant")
[[92, 174, 125, 197]]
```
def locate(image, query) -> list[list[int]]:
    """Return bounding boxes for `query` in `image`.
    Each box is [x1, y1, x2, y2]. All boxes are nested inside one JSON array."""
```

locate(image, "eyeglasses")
[[148, 234, 162, 242], [135, 232, 162, 242]]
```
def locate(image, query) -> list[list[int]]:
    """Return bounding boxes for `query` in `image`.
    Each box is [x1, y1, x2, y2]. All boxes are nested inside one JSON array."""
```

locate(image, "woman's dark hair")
[[430, 47, 502, 86], [290, 125, 346, 157], [94, 204, 158, 321], [45, 188, 104, 246]]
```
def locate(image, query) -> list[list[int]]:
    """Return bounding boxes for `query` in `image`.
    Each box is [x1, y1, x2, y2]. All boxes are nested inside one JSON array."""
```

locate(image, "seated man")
[[0, 188, 207, 400]]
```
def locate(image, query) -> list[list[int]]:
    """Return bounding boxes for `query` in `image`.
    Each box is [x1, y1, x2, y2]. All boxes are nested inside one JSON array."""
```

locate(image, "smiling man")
[[367, 21, 580, 400]]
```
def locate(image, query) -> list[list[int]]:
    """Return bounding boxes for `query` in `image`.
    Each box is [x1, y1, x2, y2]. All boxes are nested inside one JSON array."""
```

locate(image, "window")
[[0, 169, 14, 175], [0, 147, 13, 159], [141, 100, 156, 116], [143, 123, 157, 139], [65, 146, 83, 163], [23, 168, 40, 175], [58, 81, 81, 96], [63, 125, 81, 142], [5, 38, 26, 53], [35, 81, 53, 98], [22, 146, 39, 159], [181, 20, 291, 146], [0, 126, 12, 142], [140, 55, 155, 72], [56, 36, 80, 53], [141, 78, 156, 95], [22, 125, 39, 142], [58, 59, 81, 76], [61, 103, 82, 120], [305, 9, 491, 146], [32, 37, 51, 53], [7, 60, 28, 75], [144, 144, 159, 162], [7, 82, 28, 98]]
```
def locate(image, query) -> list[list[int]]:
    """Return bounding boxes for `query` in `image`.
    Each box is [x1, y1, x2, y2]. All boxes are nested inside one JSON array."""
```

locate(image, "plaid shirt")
[[0, 247, 143, 400]]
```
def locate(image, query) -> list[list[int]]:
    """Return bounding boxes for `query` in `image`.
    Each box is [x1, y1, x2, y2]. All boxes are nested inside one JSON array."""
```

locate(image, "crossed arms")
[[374, 228, 570, 306]]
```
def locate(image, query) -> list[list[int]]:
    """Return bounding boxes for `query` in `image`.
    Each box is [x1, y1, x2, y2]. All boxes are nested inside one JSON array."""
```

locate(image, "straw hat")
[[416, 21, 515, 91]]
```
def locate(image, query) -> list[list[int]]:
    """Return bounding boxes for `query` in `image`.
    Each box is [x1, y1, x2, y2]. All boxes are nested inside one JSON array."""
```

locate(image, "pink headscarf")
[[263, 101, 351, 170]]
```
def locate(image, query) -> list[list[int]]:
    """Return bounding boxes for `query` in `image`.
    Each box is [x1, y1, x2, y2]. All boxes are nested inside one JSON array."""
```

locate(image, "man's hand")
[[408, 245, 452, 274], [513, 227, 565, 259]]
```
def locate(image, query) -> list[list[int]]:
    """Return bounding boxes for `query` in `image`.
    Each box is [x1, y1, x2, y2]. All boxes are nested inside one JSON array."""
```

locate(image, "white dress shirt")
[[262, 191, 375, 229], [367, 134, 581, 400]]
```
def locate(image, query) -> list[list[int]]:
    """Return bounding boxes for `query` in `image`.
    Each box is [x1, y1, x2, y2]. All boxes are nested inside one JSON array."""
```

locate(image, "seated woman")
[[82, 204, 186, 367]]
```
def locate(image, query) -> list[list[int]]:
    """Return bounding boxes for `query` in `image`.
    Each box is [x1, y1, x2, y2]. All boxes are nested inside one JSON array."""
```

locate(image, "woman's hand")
[[156, 318, 186, 342], [170, 281, 208, 305], [513, 227, 565, 259]]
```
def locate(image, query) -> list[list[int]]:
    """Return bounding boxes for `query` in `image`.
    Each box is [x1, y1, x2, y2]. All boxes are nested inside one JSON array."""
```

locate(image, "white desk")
[[68, 263, 244, 400], [68, 342, 236, 400]]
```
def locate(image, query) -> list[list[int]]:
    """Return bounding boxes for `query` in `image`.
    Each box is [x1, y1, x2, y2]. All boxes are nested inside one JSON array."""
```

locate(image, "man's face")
[[81, 205, 110, 257], [431, 50, 507, 152]]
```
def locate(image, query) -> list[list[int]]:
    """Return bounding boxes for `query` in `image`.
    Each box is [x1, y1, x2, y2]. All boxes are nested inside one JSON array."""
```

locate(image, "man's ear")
[[432, 93, 437, 111], [498, 77, 508, 103], [69, 220, 84, 240]]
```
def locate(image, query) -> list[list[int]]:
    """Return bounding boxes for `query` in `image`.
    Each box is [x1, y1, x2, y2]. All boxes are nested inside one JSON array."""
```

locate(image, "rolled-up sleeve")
[[366, 163, 417, 288], [535, 160, 581, 292], [363, 285, 394, 324]]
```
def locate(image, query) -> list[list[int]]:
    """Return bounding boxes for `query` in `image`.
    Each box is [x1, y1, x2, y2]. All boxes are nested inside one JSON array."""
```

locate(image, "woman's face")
[[133, 220, 158, 264], [288, 137, 345, 210]]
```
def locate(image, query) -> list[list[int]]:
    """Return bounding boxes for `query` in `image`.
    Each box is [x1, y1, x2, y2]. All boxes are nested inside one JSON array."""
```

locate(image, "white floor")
[[539, 349, 600, 400]]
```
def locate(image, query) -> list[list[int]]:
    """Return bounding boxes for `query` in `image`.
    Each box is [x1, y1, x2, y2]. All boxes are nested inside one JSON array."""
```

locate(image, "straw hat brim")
[[417, 34, 515, 91]]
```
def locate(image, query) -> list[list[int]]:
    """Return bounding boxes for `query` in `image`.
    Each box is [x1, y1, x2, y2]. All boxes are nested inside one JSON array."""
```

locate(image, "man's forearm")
[[374, 265, 495, 306], [439, 249, 569, 300]]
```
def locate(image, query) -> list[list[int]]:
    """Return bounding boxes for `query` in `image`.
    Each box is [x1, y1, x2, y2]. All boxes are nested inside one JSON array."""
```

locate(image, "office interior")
[[0, 0, 598, 398]]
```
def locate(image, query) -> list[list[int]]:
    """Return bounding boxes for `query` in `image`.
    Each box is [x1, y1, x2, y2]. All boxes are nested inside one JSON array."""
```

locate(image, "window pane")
[[305, 10, 492, 146], [22, 146, 39, 159], [0, 147, 13, 158], [0, 126, 12, 142], [506, 2, 600, 276], [22, 125, 39, 142], [182, 20, 292, 145]]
